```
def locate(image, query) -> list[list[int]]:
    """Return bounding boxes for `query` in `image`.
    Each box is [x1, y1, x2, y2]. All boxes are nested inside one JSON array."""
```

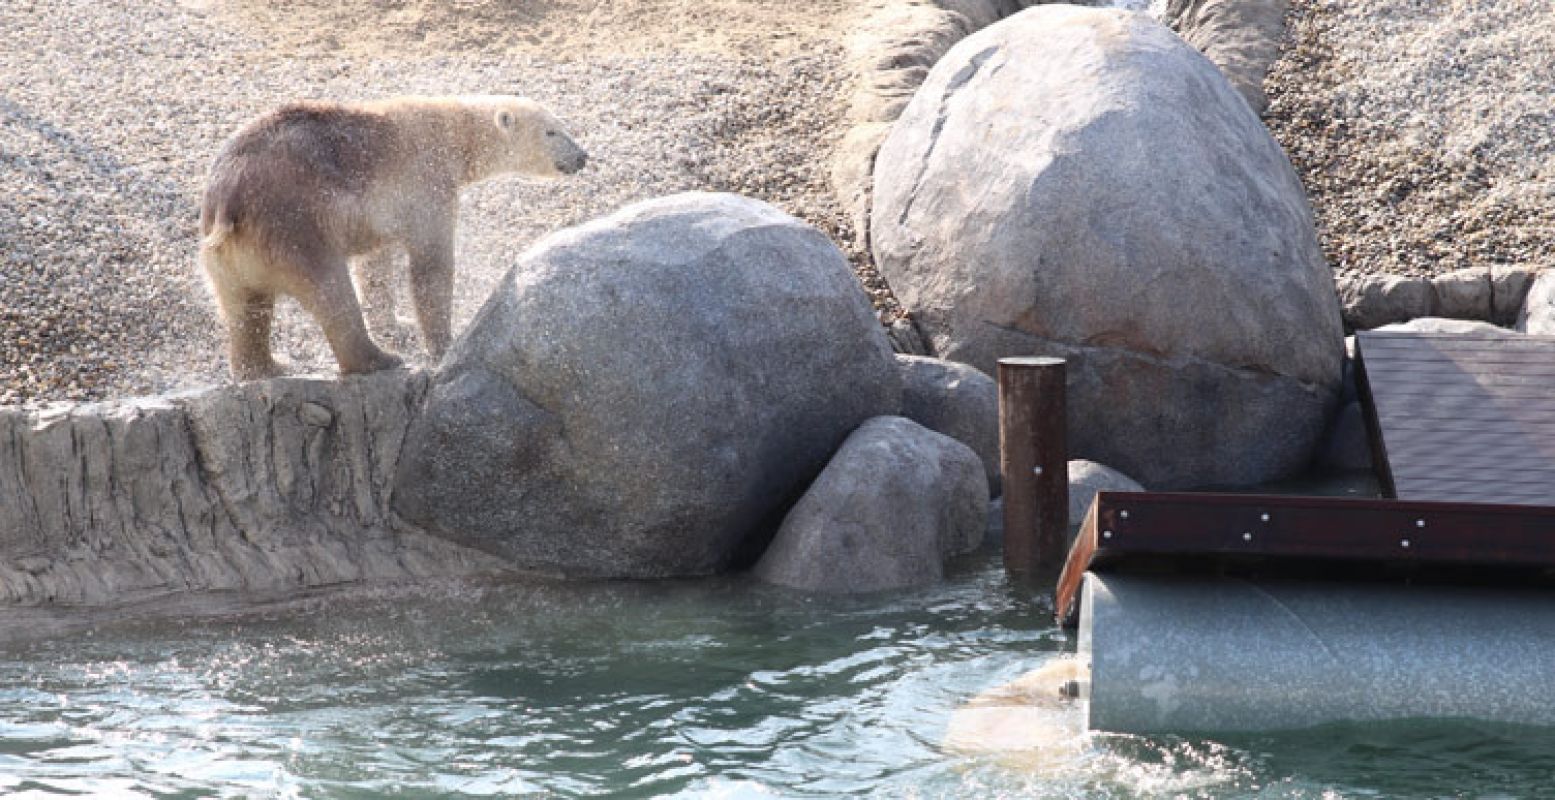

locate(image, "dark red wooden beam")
[[1056, 491, 1555, 628]]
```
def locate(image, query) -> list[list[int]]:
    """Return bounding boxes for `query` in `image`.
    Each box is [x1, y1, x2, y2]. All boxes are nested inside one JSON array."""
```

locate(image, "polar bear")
[[199, 95, 588, 380]]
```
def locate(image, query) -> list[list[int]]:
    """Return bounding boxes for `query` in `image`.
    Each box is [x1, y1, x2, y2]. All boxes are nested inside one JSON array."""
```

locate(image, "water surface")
[[3, 538, 1552, 798]]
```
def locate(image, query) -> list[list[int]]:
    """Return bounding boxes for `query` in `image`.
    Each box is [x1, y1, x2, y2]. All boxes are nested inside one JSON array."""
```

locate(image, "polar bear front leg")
[[407, 227, 456, 360], [352, 247, 399, 339]]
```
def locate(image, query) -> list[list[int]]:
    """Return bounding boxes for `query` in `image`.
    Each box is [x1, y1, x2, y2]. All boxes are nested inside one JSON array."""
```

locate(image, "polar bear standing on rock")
[[199, 95, 588, 380]]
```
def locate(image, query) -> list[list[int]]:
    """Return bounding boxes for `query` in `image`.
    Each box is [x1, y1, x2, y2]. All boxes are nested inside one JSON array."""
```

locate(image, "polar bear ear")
[[495, 109, 515, 130]]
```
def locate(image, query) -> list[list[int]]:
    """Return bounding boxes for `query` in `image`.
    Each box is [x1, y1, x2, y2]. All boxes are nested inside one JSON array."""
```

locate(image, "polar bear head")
[[479, 95, 588, 179]]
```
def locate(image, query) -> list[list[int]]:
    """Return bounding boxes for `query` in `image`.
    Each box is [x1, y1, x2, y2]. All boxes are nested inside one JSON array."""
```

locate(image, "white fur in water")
[[942, 656, 1089, 768]]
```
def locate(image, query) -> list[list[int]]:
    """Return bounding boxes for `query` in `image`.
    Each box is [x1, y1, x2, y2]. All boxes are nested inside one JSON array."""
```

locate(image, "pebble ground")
[[7, 0, 1550, 403], [1263, 0, 1555, 281], [0, 0, 872, 404]]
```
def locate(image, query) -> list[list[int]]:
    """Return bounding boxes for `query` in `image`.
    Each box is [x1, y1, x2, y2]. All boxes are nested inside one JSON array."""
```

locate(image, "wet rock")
[[1518, 270, 1555, 335], [1067, 460, 1144, 526], [871, 6, 1343, 488], [394, 193, 901, 578], [754, 416, 986, 593], [985, 496, 1004, 543], [895, 354, 1000, 495]]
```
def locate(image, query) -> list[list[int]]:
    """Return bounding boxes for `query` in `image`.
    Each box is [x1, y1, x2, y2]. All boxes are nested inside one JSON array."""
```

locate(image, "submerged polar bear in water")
[[943, 656, 1089, 770], [199, 95, 588, 380]]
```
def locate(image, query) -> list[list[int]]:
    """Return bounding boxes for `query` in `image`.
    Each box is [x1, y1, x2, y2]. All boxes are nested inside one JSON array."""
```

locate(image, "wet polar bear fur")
[[199, 95, 588, 380]]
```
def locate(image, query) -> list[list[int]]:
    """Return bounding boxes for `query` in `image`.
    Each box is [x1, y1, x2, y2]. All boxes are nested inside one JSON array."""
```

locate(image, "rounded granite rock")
[[871, 5, 1344, 488]]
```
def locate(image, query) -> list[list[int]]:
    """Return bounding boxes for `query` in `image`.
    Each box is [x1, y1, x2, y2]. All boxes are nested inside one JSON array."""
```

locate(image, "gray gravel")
[[1263, 0, 1555, 282], [0, 0, 867, 404]]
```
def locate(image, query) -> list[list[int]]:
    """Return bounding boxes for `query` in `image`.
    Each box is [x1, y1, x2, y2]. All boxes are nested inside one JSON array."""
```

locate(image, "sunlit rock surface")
[[832, 0, 1025, 241], [1519, 270, 1555, 335], [872, 5, 1344, 488], [1163, 0, 1288, 113], [394, 193, 901, 578]]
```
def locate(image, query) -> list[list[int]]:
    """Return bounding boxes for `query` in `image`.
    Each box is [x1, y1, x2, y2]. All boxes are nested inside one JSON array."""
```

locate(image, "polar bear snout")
[[562, 149, 588, 174], [551, 135, 588, 175]]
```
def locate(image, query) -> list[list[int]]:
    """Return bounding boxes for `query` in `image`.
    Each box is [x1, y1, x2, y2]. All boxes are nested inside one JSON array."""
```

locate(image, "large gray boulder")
[[754, 416, 987, 593], [895, 354, 1000, 494], [393, 193, 901, 578], [871, 5, 1344, 488], [833, 0, 1026, 239]]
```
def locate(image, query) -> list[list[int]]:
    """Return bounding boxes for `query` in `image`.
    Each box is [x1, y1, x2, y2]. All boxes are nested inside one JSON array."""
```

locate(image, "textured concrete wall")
[[0, 370, 507, 607]]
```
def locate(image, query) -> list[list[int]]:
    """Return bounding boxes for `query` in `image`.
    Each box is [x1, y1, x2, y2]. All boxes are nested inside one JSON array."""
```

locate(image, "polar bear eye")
[[496, 110, 514, 129], [545, 130, 558, 138]]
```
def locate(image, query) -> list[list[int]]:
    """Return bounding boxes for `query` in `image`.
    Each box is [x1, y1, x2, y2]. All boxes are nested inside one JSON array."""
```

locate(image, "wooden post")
[[997, 356, 1068, 578]]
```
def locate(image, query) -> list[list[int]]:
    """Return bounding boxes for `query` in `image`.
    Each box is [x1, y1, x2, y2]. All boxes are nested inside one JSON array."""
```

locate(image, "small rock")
[[1492, 266, 1538, 326], [894, 354, 1000, 496], [754, 416, 987, 594], [1338, 274, 1439, 330], [1376, 317, 1511, 336], [1067, 460, 1144, 527]]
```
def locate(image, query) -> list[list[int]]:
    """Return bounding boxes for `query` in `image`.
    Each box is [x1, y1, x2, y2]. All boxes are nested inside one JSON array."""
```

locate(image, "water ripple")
[[0, 551, 1552, 796]]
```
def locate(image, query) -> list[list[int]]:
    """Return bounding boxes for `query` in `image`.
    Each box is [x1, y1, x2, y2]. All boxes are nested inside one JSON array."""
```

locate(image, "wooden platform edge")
[[1054, 490, 1555, 629], [1054, 498, 1099, 629], [1353, 334, 1398, 498]]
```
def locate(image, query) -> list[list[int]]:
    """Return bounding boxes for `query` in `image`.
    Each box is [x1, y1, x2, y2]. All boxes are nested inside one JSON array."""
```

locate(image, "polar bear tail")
[[201, 207, 235, 251]]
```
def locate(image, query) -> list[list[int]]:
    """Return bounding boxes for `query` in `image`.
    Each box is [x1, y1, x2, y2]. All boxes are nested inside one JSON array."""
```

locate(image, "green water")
[[2, 545, 1553, 798]]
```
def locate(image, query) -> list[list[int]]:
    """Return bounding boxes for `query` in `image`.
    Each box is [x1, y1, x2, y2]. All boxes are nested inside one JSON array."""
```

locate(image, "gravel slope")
[[10, 0, 1549, 403], [1263, 0, 1555, 281], [0, 0, 868, 403]]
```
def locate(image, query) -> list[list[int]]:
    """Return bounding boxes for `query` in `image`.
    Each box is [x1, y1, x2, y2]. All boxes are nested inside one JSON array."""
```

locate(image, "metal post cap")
[[997, 356, 1067, 368]]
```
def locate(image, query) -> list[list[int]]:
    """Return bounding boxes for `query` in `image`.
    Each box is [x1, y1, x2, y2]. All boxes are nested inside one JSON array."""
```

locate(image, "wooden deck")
[[1357, 330, 1555, 505], [1051, 329, 1555, 627], [1056, 491, 1555, 627]]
